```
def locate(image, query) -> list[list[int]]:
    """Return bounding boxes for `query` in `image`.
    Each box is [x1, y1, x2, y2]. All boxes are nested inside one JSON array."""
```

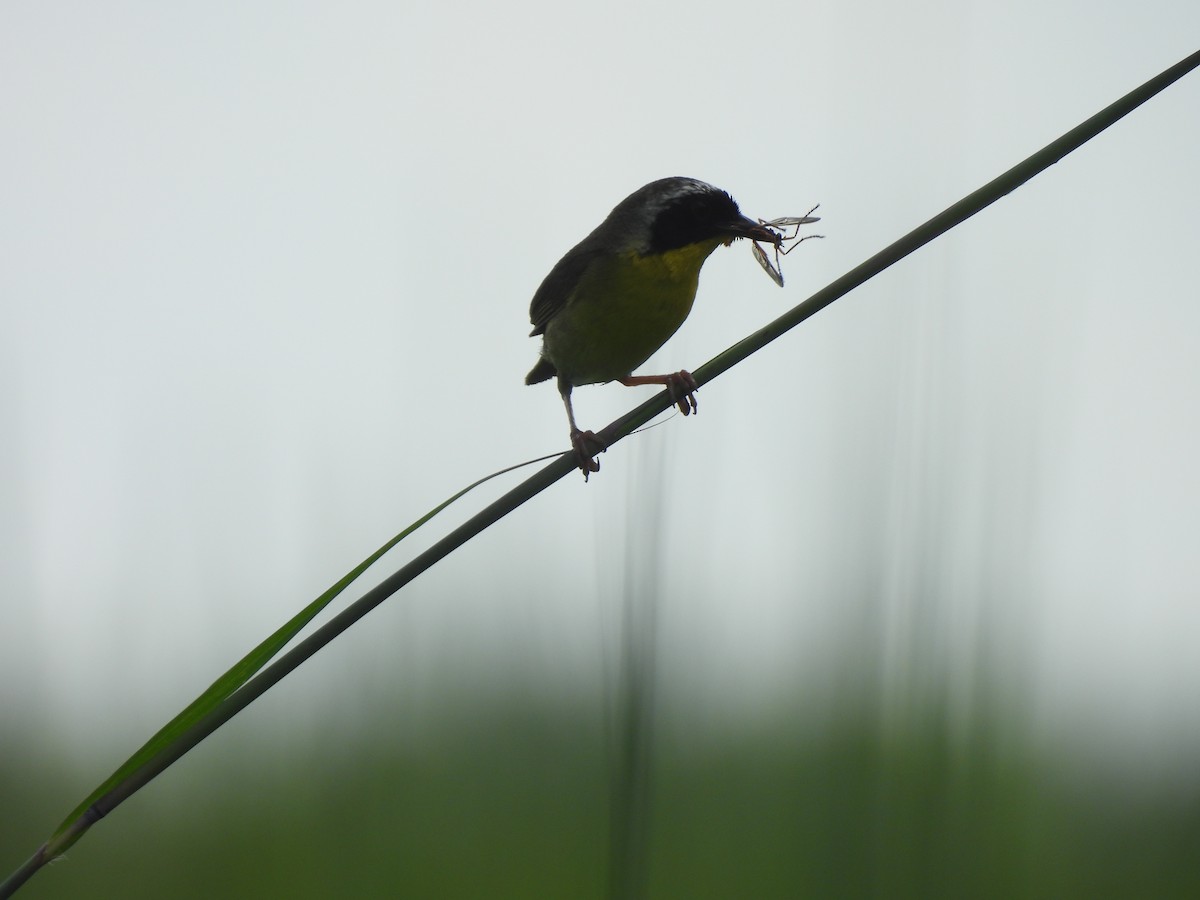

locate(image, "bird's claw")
[[570, 428, 604, 480], [665, 370, 699, 416]]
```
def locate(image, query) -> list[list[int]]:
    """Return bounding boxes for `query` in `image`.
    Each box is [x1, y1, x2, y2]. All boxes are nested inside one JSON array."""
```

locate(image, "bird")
[[525, 176, 788, 476]]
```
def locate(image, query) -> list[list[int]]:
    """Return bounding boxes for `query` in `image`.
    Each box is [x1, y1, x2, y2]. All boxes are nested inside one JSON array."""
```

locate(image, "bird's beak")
[[720, 216, 782, 247]]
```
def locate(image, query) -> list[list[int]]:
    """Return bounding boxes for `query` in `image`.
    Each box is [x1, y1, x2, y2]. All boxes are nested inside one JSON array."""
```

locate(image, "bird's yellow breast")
[[542, 240, 723, 386]]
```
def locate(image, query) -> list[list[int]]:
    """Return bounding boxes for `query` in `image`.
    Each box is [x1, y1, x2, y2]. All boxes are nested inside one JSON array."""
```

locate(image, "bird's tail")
[[525, 358, 556, 385]]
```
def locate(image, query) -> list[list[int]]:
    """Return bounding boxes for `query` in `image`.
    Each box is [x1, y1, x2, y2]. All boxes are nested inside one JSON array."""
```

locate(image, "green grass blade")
[[39, 456, 550, 862]]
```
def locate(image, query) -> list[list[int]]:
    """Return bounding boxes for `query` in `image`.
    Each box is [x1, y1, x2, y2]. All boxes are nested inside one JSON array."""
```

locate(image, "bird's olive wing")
[[528, 244, 602, 337]]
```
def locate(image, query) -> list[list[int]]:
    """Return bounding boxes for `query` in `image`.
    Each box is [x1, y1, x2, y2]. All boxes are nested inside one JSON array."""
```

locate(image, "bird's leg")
[[558, 376, 602, 477], [619, 370, 699, 416]]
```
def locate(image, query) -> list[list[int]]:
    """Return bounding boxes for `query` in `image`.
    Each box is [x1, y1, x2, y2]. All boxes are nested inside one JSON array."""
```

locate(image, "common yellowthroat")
[[525, 176, 805, 475]]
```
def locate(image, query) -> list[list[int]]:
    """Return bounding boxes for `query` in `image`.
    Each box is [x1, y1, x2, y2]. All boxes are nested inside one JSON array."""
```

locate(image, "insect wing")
[[751, 241, 785, 287], [764, 215, 820, 227]]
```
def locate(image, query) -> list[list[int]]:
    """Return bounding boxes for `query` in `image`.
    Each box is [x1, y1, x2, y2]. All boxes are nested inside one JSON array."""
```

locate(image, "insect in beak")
[[750, 205, 824, 287]]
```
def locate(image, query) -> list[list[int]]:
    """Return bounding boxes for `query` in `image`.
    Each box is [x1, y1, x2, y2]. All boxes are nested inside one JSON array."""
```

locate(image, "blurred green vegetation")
[[3, 693, 1198, 899]]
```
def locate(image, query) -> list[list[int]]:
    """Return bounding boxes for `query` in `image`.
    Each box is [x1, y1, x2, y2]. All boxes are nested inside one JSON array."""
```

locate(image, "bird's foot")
[[664, 370, 698, 416], [618, 370, 700, 416], [570, 428, 604, 480]]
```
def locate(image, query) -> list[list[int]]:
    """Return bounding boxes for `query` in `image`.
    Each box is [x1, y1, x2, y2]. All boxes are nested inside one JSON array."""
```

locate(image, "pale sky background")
[[2, 1, 1199, 787]]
